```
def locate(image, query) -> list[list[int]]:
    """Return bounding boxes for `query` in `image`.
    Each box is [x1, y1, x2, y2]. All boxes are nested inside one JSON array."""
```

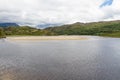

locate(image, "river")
[[0, 36, 120, 80]]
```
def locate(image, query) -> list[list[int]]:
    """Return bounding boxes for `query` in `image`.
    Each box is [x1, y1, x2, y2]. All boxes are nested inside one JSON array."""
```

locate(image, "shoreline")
[[6, 36, 90, 41]]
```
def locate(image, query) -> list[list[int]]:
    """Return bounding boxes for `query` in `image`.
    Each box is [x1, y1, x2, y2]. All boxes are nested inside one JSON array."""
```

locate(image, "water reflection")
[[0, 37, 120, 80]]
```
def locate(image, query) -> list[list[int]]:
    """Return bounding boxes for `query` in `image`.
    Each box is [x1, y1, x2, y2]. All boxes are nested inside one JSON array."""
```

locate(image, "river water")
[[0, 37, 120, 80]]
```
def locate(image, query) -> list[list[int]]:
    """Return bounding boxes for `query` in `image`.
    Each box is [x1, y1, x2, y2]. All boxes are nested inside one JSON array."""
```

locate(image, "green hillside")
[[45, 20, 120, 37], [0, 26, 55, 38], [4, 26, 55, 36], [0, 27, 6, 38], [0, 20, 120, 38]]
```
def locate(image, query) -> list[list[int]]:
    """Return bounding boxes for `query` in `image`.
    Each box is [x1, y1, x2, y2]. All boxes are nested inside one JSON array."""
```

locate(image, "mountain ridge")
[[0, 23, 19, 27]]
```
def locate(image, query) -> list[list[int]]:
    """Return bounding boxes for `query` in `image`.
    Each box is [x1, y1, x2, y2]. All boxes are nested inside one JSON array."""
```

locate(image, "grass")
[[100, 32, 120, 38]]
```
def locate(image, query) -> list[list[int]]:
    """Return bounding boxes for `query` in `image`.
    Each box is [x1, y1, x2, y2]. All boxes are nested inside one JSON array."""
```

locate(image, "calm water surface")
[[0, 37, 120, 80]]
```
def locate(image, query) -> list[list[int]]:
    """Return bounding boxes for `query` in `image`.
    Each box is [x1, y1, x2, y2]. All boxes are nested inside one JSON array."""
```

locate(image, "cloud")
[[0, 0, 119, 26], [100, 0, 120, 21]]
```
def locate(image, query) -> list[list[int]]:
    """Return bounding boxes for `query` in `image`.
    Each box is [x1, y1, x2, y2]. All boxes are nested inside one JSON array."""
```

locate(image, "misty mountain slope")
[[0, 23, 19, 27]]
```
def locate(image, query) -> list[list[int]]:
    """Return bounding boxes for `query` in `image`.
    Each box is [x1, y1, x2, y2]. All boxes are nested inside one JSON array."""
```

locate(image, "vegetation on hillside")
[[0, 20, 120, 38], [4, 26, 55, 36], [0, 27, 6, 38], [0, 26, 55, 38], [45, 20, 120, 37]]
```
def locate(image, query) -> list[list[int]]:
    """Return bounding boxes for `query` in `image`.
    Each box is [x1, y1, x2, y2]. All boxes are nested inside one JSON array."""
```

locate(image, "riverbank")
[[6, 36, 90, 41]]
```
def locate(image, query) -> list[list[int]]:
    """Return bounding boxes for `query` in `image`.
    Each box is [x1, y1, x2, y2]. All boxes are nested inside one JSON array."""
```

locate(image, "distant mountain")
[[0, 23, 19, 27], [0, 20, 120, 38], [37, 23, 61, 29]]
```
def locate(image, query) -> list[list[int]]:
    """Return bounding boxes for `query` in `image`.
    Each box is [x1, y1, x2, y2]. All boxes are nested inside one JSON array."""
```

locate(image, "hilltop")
[[45, 20, 120, 37], [0, 20, 120, 38]]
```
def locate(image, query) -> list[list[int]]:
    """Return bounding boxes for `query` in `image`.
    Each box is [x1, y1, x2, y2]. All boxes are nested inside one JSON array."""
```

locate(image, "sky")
[[0, 0, 119, 26], [100, 0, 113, 7]]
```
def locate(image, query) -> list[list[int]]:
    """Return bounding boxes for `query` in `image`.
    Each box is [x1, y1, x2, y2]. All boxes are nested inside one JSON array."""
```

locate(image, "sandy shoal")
[[6, 36, 89, 41]]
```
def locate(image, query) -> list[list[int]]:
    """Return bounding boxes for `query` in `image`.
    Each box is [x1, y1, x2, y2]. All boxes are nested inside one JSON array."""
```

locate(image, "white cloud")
[[100, 0, 120, 21], [0, 0, 119, 26]]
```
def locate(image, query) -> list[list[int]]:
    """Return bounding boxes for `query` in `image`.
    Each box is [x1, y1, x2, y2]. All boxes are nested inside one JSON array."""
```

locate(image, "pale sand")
[[7, 36, 89, 41]]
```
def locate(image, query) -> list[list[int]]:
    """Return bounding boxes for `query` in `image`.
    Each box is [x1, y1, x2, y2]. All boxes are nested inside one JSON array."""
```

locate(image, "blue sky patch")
[[100, 0, 113, 7]]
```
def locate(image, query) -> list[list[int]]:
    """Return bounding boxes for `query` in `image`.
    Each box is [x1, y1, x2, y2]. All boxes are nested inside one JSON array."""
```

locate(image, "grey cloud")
[[0, 0, 119, 26]]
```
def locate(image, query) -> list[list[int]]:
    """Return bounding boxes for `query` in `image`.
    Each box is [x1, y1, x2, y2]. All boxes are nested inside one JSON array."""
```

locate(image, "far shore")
[[6, 36, 91, 41]]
